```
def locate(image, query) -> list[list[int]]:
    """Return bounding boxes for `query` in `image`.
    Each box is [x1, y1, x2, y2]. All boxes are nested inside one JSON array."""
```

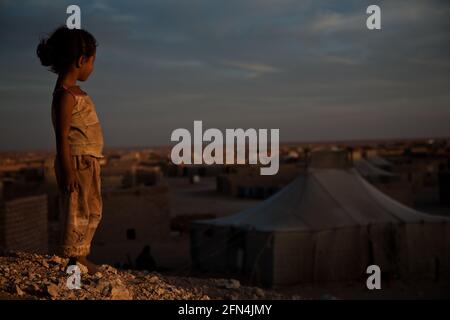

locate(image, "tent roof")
[[195, 168, 447, 232], [355, 159, 397, 178], [368, 156, 393, 168]]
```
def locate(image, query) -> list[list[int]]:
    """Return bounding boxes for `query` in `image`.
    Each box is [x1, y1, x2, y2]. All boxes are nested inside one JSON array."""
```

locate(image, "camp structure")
[[354, 158, 398, 183], [190, 167, 450, 286], [367, 155, 393, 171]]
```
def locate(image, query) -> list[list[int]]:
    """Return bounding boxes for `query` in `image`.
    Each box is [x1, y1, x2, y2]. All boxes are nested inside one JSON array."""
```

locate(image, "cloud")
[[86, 1, 139, 24], [308, 12, 362, 33], [320, 55, 361, 66], [218, 60, 281, 78], [154, 59, 206, 69]]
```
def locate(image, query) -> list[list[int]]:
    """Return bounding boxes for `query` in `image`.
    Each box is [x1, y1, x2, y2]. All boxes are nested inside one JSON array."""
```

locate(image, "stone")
[[320, 294, 338, 300], [226, 293, 239, 300], [15, 285, 25, 297], [96, 280, 111, 295], [253, 287, 265, 298], [110, 286, 132, 300], [76, 262, 89, 274], [146, 275, 159, 283], [31, 283, 41, 293], [102, 286, 111, 296], [100, 265, 117, 274], [220, 279, 240, 289], [50, 256, 63, 265], [67, 291, 76, 299], [47, 284, 59, 298]]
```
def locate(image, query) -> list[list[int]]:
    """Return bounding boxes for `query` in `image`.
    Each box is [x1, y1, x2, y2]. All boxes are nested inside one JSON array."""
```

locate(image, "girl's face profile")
[[78, 53, 96, 81]]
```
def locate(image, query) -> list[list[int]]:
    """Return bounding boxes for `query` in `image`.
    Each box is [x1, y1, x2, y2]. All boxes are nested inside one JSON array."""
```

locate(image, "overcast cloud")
[[0, 0, 449, 150]]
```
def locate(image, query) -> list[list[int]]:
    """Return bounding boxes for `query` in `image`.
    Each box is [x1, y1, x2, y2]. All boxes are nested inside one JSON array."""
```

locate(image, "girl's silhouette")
[[37, 26, 103, 274]]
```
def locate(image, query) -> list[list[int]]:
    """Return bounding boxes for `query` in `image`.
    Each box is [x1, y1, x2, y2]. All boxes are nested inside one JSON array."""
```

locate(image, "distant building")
[[309, 149, 352, 169], [192, 167, 450, 286], [192, 150, 450, 286], [90, 185, 171, 268], [0, 193, 48, 254], [439, 161, 450, 205], [216, 163, 303, 199], [165, 163, 227, 178], [122, 165, 163, 188]]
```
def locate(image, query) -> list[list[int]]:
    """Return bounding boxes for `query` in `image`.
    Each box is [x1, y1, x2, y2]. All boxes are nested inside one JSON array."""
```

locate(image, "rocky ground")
[[0, 251, 290, 300]]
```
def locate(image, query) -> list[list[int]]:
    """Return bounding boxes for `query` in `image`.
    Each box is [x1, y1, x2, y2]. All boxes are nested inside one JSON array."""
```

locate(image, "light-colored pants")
[[55, 155, 102, 257]]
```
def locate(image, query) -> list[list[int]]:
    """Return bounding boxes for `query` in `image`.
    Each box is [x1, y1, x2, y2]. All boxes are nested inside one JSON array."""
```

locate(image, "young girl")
[[37, 26, 103, 274]]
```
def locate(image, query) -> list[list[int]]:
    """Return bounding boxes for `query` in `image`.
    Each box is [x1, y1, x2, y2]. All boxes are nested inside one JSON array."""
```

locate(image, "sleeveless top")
[[52, 85, 104, 158]]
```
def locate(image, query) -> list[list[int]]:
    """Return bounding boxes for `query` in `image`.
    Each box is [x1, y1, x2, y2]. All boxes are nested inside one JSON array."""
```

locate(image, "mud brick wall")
[[0, 195, 48, 253]]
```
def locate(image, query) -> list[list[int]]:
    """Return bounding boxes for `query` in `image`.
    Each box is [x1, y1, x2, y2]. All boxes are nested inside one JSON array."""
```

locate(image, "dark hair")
[[37, 26, 97, 74]]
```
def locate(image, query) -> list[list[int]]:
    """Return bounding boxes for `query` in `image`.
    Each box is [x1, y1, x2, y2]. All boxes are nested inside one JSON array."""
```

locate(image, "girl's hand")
[[61, 168, 79, 193]]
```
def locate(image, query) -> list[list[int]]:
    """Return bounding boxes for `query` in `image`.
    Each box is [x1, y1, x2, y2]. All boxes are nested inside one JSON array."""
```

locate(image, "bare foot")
[[77, 256, 100, 275]]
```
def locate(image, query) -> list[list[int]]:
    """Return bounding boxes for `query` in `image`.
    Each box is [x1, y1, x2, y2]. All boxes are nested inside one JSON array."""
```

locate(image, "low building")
[[90, 185, 171, 268], [0, 194, 48, 254]]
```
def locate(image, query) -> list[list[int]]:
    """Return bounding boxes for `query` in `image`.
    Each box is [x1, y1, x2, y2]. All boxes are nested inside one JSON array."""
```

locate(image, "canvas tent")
[[354, 158, 398, 182], [191, 168, 450, 286], [367, 156, 393, 171]]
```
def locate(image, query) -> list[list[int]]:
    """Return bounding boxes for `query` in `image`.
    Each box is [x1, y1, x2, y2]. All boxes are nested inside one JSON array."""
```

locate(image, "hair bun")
[[36, 38, 54, 67], [36, 26, 97, 74]]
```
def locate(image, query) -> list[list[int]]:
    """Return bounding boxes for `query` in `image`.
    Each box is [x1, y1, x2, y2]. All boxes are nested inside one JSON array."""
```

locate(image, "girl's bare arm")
[[53, 91, 79, 192]]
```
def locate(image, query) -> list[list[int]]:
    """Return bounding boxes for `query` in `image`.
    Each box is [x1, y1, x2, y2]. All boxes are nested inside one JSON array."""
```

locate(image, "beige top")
[[52, 85, 104, 158]]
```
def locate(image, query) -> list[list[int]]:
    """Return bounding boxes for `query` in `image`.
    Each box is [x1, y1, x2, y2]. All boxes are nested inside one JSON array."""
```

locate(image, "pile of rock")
[[0, 251, 288, 300]]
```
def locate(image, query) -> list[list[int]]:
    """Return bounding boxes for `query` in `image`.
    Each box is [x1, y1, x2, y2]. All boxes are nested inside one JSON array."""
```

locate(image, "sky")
[[0, 0, 449, 151]]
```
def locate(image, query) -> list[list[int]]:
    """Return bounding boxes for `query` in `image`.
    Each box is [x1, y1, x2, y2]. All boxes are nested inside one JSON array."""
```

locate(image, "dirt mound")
[[0, 251, 288, 300]]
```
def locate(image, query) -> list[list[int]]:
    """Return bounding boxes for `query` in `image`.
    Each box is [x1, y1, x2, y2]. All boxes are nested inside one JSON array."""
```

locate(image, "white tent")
[[368, 156, 393, 170], [354, 158, 397, 182], [191, 168, 450, 286]]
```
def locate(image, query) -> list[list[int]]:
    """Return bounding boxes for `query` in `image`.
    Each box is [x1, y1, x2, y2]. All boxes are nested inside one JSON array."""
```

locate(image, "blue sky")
[[0, 0, 449, 151]]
